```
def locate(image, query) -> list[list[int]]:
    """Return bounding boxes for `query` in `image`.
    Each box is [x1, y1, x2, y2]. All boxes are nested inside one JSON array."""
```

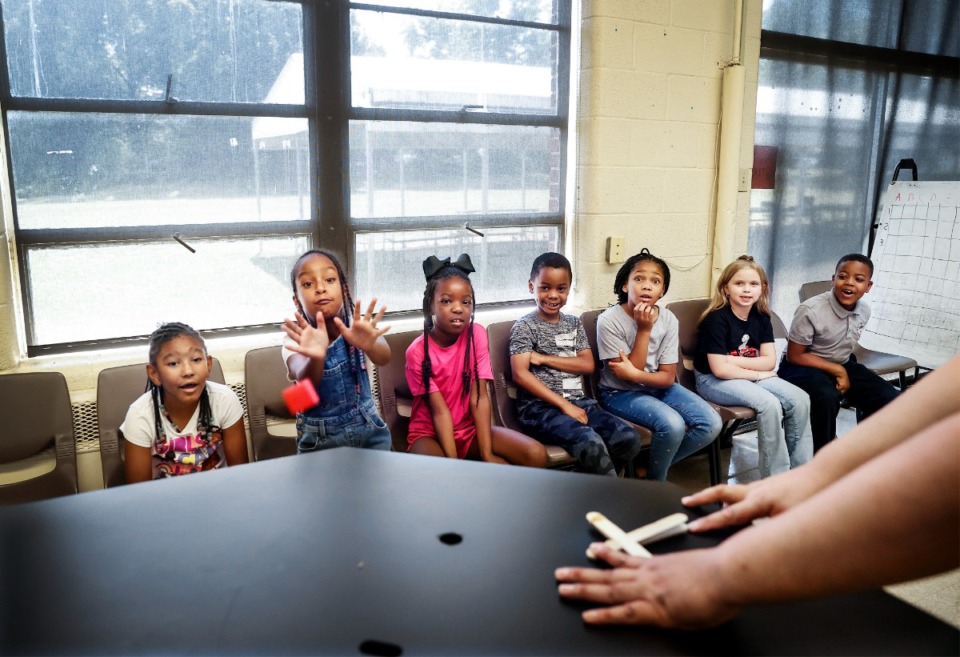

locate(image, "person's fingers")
[[372, 302, 387, 324], [686, 499, 765, 532], [682, 483, 748, 507], [375, 324, 392, 337], [556, 563, 645, 586], [364, 298, 377, 323], [583, 601, 661, 625]]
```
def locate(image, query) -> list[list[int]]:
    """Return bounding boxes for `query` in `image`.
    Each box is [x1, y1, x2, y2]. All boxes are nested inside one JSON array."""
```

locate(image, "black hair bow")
[[422, 253, 475, 281]]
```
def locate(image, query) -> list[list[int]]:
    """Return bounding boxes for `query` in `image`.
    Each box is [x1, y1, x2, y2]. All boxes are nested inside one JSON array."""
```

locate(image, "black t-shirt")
[[694, 305, 775, 374]]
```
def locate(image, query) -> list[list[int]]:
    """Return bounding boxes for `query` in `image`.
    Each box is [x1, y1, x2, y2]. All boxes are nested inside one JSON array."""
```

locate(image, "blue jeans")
[[598, 384, 721, 481], [296, 337, 391, 453], [695, 371, 813, 478], [517, 398, 642, 476], [296, 400, 391, 453]]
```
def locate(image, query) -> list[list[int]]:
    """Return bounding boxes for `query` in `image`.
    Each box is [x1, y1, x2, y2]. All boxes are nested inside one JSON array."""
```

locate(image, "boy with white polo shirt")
[[778, 253, 900, 451]]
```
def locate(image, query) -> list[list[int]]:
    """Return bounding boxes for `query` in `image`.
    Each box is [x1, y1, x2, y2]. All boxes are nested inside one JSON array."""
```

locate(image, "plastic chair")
[[0, 371, 78, 504], [664, 299, 757, 487], [373, 330, 422, 453], [97, 358, 226, 487], [797, 281, 918, 389], [243, 347, 298, 461], [484, 320, 578, 469]]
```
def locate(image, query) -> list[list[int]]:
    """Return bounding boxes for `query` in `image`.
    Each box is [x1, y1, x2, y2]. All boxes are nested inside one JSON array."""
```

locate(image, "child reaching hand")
[[510, 252, 641, 475], [122, 322, 248, 483], [405, 254, 547, 467], [694, 256, 813, 477], [283, 248, 392, 453], [596, 249, 721, 481]]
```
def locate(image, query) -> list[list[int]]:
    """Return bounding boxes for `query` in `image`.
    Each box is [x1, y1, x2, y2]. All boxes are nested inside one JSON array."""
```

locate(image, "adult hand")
[[283, 311, 330, 361], [555, 544, 738, 629], [681, 465, 830, 532]]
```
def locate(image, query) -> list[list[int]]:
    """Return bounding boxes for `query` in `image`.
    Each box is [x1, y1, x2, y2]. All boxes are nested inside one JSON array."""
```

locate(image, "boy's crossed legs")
[[518, 398, 641, 476]]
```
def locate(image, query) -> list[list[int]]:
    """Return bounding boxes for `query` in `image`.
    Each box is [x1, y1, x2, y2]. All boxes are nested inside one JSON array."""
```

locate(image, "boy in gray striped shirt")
[[509, 253, 641, 475]]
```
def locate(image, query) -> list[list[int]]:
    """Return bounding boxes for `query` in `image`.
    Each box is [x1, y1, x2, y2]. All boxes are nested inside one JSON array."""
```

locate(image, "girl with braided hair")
[[121, 322, 248, 483], [282, 248, 392, 453], [404, 254, 547, 467]]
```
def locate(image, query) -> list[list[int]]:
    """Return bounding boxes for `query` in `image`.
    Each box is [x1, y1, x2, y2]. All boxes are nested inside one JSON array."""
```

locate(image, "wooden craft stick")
[[585, 511, 652, 559], [586, 512, 688, 559]]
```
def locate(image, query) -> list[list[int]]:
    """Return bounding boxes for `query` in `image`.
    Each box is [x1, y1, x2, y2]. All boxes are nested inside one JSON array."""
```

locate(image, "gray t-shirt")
[[509, 311, 589, 414], [788, 290, 870, 364], [597, 304, 678, 391]]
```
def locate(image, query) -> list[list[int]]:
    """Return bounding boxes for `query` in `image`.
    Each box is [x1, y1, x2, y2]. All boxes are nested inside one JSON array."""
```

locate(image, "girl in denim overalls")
[[282, 249, 392, 453]]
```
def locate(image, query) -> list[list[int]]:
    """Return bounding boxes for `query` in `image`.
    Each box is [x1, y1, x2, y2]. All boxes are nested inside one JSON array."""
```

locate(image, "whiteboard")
[[860, 180, 960, 369]]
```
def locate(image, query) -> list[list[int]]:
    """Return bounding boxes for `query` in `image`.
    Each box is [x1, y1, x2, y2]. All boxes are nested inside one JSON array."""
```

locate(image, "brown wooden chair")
[[665, 299, 757, 487], [485, 320, 578, 469], [797, 280, 918, 389], [0, 371, 78, 504], [97, 358, 226, 486], [243, 347, 298, 462]]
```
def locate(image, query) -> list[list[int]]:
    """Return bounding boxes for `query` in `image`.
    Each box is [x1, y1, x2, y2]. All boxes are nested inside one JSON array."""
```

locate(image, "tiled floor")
[[665, 408, 960, 629]]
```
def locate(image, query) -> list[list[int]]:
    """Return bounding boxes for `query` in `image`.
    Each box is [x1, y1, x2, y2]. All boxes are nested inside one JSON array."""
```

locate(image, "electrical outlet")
[[606, 236, 625, 264], [738, 168, 752, 192]]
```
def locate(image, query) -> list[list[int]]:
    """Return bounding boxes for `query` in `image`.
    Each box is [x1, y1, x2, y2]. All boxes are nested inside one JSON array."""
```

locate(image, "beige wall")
[[0, 0, 763, 399], [573, 0, 761, 308]]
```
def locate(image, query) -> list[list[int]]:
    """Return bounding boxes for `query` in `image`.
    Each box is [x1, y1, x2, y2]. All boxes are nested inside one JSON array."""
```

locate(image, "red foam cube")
[[283, 378, 319, 414]]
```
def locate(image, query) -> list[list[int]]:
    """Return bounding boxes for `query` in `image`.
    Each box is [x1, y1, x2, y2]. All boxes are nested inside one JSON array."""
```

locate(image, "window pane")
[[0, 0, 303, 102], [350, 122, 559, 218], [880, 74, 960, 184], [749, 58, 881, 317], [901, 2, 960, 58], [352, 0, 558, 24], [355, 226, 560, 312], [761, 0, 897, 48], [24, 237, 308, 346], [351, 10, 557, 113], [9, 112, 309, 229]]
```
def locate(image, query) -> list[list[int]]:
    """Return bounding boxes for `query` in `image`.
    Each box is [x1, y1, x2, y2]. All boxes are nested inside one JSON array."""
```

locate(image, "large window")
[[0, 0, 570, 354], [748, 0, 959, 318]]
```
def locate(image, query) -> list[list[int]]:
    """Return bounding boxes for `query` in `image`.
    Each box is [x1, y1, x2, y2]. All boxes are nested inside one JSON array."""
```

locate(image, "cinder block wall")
[[572, 0, 761, 310]]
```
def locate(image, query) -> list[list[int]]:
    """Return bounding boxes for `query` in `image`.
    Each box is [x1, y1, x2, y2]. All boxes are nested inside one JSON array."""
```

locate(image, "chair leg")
[[707, 438, 723, 487], [898, 370, 906, 390]]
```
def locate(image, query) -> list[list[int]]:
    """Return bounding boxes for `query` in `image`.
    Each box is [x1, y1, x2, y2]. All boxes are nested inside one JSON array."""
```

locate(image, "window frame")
[[0, 0, 571, 355]]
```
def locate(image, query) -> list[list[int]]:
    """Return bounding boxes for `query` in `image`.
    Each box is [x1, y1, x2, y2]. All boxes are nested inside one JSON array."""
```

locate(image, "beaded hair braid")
[[289, 248, 364, 395], [147, 322, 218, 448]]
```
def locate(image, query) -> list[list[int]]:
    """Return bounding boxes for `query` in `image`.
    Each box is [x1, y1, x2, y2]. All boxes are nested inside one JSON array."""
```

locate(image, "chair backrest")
[[485, 320, 523, 431], [579, 309, 604, 397], [244, 347, 297, 461], [0, 371, 78, 504], [799, 280, 832, 303], [665, 298, 710, 392], [375, 330, 422, 453], [97, 358, 226, 486]]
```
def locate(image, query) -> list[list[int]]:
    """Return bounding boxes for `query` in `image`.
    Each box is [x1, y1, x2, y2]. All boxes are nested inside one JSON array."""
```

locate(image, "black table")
[[1, 449, 956, 655]]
